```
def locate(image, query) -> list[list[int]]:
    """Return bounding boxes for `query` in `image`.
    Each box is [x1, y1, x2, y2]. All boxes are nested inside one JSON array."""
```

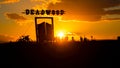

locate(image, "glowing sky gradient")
[[0, 0, 120, 42]]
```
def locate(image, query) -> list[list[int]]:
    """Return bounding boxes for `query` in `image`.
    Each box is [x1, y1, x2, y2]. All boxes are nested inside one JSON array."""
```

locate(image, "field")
[[0, 40, 120, 68]]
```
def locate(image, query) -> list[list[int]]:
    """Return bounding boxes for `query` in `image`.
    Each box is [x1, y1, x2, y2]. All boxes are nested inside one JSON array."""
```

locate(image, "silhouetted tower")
[[35, 17, 54, 43]]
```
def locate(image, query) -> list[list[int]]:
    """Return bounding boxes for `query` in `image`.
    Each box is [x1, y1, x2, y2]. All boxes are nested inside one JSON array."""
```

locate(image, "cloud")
[[0, 0, 19, 4], [5, 13, 26, 20], [101, 14, 120, 20], [102, 18, 120, 20], [0, 34, 15, 43], [57, 16, 80, 22], [105, 9, 120, 14], [31, 0, 61, 9], [31, 0, 61, 4], [15, 19, 34, 25], [5, 13, 32, 25], [48, 0, 120, 21], [104, 5, 120, 11]]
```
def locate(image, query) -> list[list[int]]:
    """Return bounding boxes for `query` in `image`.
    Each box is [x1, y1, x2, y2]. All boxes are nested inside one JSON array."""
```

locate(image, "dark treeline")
[[0, 40, 120, 68]]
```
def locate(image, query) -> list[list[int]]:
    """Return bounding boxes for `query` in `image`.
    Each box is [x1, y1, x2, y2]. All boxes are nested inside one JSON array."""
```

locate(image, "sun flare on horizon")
[[57, 32, 65, 39]]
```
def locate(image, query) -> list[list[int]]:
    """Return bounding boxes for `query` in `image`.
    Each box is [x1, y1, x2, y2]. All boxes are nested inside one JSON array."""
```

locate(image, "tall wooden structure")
[[35, 17, 54, 43]]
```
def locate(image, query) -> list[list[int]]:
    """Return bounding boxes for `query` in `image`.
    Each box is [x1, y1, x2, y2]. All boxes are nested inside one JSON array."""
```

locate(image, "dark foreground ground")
[[0, 40, 120, 68]]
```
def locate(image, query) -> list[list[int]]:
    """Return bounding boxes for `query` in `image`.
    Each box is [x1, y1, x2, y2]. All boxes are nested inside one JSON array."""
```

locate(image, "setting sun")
[[57, 32, 65, 39]]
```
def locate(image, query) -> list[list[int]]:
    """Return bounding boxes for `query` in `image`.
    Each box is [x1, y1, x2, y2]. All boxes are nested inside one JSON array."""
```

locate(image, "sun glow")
[[57, 32, 65, 39]]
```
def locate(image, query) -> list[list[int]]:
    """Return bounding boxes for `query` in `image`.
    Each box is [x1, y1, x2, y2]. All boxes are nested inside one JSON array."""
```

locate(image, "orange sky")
[[0, 0, 120, 42]]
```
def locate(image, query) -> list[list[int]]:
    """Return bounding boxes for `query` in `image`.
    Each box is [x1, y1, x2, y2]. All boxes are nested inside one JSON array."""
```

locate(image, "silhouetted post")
[[117, 36, 120, 40], [51, 17, 54, 42], [35, 17, 38, 43]]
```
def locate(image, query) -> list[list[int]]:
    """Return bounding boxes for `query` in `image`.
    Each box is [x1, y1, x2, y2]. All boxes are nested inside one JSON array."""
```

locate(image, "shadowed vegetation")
[[0, 40, 120, 68]]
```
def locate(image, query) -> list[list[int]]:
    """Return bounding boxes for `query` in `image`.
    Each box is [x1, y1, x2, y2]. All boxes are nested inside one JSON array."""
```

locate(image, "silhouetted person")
[[83, 37, 89, 42], [72, 36, 75, 41], [91, 36, 93, 40], [80, 36, 83, 42]]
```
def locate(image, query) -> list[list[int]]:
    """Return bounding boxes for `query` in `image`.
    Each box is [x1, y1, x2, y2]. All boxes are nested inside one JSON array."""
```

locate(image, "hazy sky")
[[0, 0, 120, 42]]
